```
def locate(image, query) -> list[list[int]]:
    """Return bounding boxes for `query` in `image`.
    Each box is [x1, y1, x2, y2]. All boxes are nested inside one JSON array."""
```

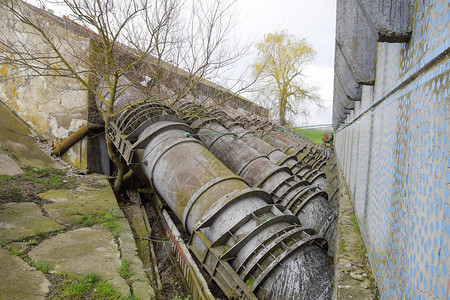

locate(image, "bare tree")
[[0, 0, 248, 196]]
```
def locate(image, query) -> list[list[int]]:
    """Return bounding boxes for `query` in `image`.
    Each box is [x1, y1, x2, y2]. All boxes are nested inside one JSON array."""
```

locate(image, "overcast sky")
[[33, 0, 337, 126], [232, 0, 337, 126]]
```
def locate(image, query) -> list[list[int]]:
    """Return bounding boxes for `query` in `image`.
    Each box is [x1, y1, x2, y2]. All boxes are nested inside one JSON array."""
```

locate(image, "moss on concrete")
[[0, 202, 64, 240], [28, 227, 130, 297], [0, 248, 50, 299], [39, 176, 124, 225], [0, 101, 55, 168]]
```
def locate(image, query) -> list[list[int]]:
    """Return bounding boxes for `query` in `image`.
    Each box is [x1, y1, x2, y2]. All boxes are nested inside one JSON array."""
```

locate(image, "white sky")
[[231, 0, 337, 126]]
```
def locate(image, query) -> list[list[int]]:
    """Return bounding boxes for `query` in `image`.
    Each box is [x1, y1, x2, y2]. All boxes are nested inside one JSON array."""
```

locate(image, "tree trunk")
[[104, 119, 126, 198], [279, 95, 287, 126]]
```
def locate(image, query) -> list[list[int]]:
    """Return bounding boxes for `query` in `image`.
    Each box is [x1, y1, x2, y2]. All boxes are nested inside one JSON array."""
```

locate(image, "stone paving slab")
[[39, 178, 123, 225], [0, 202, 65, 240], [0, 248, 50, 300], [0, 152, 23, 176], [28, 227, 130, 296]]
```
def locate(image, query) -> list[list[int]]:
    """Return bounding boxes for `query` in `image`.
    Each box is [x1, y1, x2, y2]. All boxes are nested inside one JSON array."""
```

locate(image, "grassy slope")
[[294, 129, 327, 144]]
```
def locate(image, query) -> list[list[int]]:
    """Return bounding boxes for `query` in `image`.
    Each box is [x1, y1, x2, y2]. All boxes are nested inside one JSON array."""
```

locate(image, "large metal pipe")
[[224, 121, 328, 191], [112, 104, 333, 299], [191, 118, 337, 257], [178, 103, 329, 191], [261, 131, 340, 206]]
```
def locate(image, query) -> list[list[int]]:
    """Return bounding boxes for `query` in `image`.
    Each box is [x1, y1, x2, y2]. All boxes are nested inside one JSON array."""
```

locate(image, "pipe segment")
[[114, 104, 333, 299], [225, 122, 329, 191], [260, 130, 340, 207], [191, 119, 337, 257]]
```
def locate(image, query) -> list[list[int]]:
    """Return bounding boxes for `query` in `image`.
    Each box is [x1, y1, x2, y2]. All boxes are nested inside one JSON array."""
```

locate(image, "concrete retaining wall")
[[333, 0, 449, 298]]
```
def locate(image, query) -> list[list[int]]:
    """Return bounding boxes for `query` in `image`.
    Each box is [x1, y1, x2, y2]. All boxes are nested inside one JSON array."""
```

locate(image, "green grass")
[[294, 129, 327, 144], [30, 260, 51, 274], [9, 248, 21, 256], [245, 277, 254, 286], [350, 214, 360, 231], [0, 174, 17, 181], [92, 282, 120, 299], [61, 280, 92, 298], [22, 167, 65, 187], [76, 210, 120, 237], [84, 272, 100, 284], [55, 273, 120, 300], [119, 258, 132, 279], [171, 296, 190, 300]]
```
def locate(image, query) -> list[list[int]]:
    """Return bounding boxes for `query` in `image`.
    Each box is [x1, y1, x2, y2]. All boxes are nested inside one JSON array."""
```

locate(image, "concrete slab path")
[[0, 100, 155, 299]]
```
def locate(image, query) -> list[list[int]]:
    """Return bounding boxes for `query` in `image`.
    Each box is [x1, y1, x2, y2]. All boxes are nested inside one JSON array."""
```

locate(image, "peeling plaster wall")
[[0, 5, 90, 169], [334, 0, 449, 298]]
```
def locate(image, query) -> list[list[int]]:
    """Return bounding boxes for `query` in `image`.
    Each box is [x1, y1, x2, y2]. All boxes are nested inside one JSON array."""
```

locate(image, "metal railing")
[[161, 209, 215, 300]]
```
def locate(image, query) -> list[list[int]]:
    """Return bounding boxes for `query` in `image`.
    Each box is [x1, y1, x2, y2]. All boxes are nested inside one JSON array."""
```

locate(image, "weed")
[[0, 240, 8, 247], [53, 273, 121, 300], [0, 175, 16, 181], [119, 258, 132, 279], [351, 215, 360, 232], [356, 239, 367, 263], [11, 184, 20, 192], [21, 167, 65, 187], [76, 210, 120, 237], [112, 228, 120, 239], [84, 272, 100, 283], [99, 210, 117, 223], [339, 238, 347, 254], [30, 260, 50, 274], [0, 146, 19, 160], [223, 245, 231, 254], [245, 277, 254, 286], [92, 282, 120, 299], [34, 228, 47, 237], [9, 248, 21, 256], [61, 280, 92, 299], [171, 296, 190, 300], [76, 215, 98, 227]]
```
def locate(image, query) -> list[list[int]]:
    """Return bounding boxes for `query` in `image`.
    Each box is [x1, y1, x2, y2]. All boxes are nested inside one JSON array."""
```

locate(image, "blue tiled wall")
[[335, 0, 449, 298]]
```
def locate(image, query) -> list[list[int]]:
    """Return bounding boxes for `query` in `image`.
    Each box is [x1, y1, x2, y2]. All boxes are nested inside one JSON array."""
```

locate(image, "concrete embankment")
[[0, 101, 155, 299]]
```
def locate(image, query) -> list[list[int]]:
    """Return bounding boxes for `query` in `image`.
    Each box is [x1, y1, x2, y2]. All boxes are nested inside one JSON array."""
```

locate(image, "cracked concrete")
[[0, 248, 50, 300], [0, 101, 155, 299]]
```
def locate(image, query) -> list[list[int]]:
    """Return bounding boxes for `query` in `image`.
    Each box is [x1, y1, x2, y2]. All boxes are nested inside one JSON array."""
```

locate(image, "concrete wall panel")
[[334, 1, 449, 297]]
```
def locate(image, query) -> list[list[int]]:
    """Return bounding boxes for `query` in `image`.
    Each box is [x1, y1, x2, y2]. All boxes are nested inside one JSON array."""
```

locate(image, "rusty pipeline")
[[52, 123, 104, 156], [112, 103, 333, 299], [191, 118, 337, 257]]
